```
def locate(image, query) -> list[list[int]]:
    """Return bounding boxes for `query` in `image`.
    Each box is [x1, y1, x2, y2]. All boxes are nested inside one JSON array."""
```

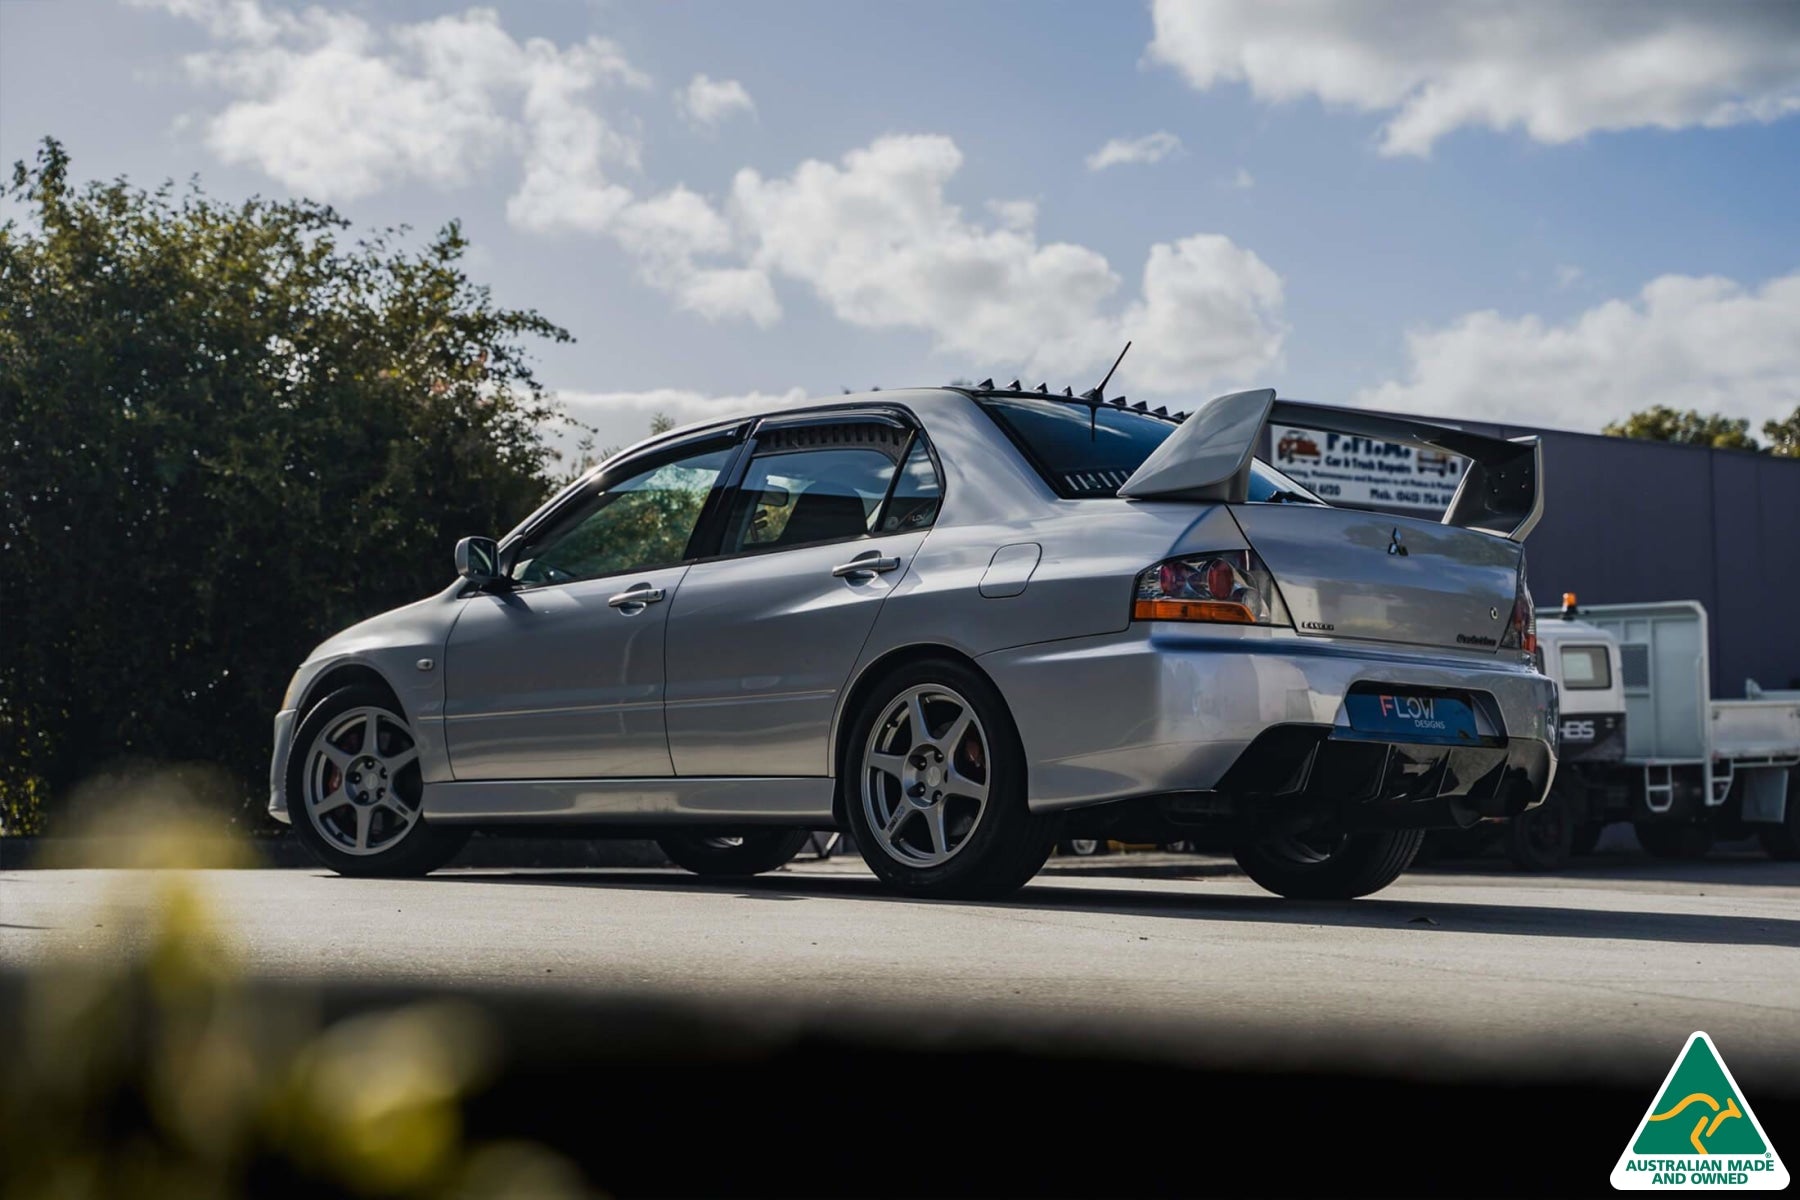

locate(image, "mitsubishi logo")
[[1387, 527, 1409, 557]]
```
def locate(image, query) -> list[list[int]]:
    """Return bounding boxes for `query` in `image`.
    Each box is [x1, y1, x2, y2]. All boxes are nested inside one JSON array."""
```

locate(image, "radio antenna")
[[1084, 340, 1131, 402], [1082, 340, 1131, 440]]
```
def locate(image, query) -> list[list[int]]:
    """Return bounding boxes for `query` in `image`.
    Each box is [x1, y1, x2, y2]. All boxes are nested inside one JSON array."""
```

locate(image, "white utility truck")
[[1503, 597, 1800, 868]]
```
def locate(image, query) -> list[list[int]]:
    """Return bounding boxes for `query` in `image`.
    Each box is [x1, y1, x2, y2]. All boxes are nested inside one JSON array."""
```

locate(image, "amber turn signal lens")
[[1131, 599, 1256, 623]]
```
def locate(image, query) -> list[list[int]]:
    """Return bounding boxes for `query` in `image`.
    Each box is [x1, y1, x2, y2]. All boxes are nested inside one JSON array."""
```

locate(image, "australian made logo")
[[1612, 1032, 1787, 1190]]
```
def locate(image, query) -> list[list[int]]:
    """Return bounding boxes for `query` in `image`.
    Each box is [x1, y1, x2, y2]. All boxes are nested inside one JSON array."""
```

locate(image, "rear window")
[[1560, 644, 1613, 690], [979, 395, 1322, 503]]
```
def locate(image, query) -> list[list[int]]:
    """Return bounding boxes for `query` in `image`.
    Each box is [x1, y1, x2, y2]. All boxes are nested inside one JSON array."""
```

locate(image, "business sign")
[[1269, 424, 1465, 513]]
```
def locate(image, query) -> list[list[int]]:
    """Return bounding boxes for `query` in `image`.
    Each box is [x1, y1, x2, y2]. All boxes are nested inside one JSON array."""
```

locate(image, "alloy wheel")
[[861, 684, 992, 867], [301, 705, 423, 856]]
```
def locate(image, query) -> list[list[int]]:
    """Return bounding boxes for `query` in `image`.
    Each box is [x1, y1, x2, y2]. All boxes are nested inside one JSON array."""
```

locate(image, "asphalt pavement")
[[6, 852, 1799, 1083]]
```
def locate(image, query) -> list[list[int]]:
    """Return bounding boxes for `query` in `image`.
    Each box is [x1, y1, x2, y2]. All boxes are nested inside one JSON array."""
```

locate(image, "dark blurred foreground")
[[5, 803, 1793, 1198], [7, 965, 1794, 1199]]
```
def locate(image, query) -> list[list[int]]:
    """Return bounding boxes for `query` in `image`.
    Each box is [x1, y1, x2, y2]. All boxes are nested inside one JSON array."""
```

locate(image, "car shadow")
[[1412, 853, 1798, 888], [423, 866, 1800, 949]]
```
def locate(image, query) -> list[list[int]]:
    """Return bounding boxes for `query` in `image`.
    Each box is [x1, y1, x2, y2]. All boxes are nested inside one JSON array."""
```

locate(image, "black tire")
[[1505, 782, 1577, 872], [1057, 838, 1108, 857], [657, 830, 811, 877], [1571, 821, 1606, 857], [286, 684, 469, 877], [1756, 776, 1800, 860], [1634, 821, 1714, 860], [1233, 828, 1424, 899], [844, 658, 1058, 899]]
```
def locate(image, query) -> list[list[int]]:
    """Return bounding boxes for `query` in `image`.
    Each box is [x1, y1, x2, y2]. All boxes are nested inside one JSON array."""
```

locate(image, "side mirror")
[[455, 536, 501, 584]]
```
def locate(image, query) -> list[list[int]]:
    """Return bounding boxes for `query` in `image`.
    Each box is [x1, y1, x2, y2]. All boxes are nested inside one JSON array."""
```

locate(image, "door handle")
[[607, 585, 666, 609], [832, 554, 901, 579]]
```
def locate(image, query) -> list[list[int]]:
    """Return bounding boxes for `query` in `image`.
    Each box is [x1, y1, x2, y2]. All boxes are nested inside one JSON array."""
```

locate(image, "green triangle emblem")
[[1612, 1032, 1788, 1190]]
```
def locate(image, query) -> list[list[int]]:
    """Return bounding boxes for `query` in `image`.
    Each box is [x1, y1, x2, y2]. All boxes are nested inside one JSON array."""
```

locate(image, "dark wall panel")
[[1526, 433, 1717, 621]]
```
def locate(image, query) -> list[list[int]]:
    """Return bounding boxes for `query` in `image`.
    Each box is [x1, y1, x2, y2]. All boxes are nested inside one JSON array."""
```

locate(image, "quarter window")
[[1560, 644, 1613, 690], [510, 439, 736, 586], [879, 438, 943, 532]]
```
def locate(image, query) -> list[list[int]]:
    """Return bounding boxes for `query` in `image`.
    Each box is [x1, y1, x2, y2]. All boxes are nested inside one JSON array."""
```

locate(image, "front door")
[[443, 431, 740, 779], [665, 417, 943, 776]]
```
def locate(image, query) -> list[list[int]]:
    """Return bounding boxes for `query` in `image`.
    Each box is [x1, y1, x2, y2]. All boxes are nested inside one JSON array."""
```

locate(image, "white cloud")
[[549, 386, 809, 460], [1230, 166, 1255, 189], [1358, 271, 1800, 431], [1085, 130, 1183, 171], [985, 198, 1038, 231], [504, 37, 645, 233], [144, 4, 1285, 386], [146, 0, 647, 201], [729, 134, 1284, 391], [678, 73, 755, 128], [143, 0, 789, 323], [1117, 236, 1286, 392], [1147, 0, 1800, 156], [611, 187, 781, 325], [1554, 264, 1585, 290]]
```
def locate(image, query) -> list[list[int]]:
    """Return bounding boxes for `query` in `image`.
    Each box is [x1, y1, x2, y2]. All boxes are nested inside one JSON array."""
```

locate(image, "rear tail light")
[[1499, 565, 1537, 660], [1133, 551, 1291, 626]]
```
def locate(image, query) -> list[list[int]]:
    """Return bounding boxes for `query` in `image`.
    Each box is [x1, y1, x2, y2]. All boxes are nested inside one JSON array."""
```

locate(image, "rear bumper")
[[1197, 723, 1553, 828], [980, 626, 1558, 818]]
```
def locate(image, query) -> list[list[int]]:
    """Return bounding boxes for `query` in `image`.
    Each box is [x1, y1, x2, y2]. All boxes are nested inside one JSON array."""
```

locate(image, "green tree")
[[1601, 404, 1762, 451], [0, 140, 572, 830], [1763, 406, 1800, 458]]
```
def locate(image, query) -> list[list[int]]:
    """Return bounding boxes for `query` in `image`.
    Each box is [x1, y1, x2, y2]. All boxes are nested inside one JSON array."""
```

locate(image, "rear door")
[[1230, 504, 1522, 652], [664, 414, 941, 776]]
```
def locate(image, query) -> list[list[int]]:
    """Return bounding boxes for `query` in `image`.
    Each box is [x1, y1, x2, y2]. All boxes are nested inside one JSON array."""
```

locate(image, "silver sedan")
[[271, 384, 1557, 899]]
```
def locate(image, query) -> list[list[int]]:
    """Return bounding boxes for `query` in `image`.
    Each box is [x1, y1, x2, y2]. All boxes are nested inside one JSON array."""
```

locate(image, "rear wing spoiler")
[[1117, 389, 1544, 541]]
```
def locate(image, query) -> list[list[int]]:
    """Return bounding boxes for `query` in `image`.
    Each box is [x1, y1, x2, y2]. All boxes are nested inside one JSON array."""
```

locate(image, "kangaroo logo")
[[1612, 1032, 1786, 1190]]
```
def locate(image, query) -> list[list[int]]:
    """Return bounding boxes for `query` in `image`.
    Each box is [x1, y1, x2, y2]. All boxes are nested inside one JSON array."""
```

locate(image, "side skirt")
[[423, 776, 836, 825]]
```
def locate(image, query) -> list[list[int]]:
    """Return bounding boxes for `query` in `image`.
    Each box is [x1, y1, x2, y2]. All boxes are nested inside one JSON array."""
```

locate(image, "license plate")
[[1345, 691, 1479, 745]]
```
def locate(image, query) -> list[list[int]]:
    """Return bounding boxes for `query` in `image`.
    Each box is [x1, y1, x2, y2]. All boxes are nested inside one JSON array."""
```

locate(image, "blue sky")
[[3, 0, 1797, 450]]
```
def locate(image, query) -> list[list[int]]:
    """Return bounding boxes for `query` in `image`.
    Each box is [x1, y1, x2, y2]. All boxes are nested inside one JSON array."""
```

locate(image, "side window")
[[879, 438, 943, 532], [1620, 643, 1651, 692], [511, 439, 736, 586], [721, 422, 907, 555]]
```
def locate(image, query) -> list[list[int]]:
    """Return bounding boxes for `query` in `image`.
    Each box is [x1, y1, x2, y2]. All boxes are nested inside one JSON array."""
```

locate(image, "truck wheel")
[[1634, 822, 1714, 860], [1233, 828, 1424, 899], [1757, 778, 1800, 860], [1505, 781, 1577, 871]]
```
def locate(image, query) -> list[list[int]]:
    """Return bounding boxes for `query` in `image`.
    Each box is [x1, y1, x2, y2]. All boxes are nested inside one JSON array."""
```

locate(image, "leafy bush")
[[0, 140, 572, 829]]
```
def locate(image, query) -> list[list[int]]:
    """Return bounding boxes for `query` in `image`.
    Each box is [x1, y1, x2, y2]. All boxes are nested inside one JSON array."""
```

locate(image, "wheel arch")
[[829, 643, 1011, 825], [297, 661, 407, 724]]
